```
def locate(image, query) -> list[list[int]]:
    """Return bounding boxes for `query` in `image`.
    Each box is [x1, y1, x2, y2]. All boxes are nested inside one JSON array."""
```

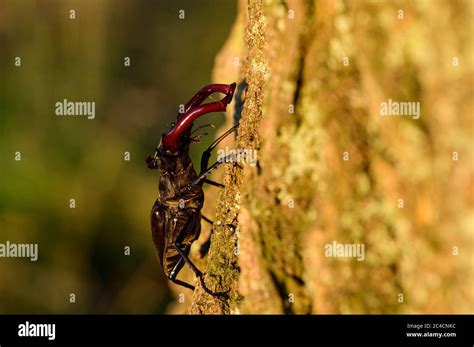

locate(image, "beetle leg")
[[201, 214, 213, 224], [168, 257, 184, 280], [166, 257, 195, 291], [174, 242, 203, 278], [200, 124, 239, 175], [199, 215, 213, 258], [174, 242, 229, 297], [203, 179, 224, 188], [169, 277, 195, 291], [184, 154, 239, 191]]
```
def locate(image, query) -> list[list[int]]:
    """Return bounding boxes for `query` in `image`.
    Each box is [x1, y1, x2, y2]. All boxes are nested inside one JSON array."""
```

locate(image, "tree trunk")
[[187, 0, 473, 314]]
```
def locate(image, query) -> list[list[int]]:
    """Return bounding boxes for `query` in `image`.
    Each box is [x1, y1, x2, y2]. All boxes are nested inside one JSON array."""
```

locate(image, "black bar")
[[0, 314, 472, 346]]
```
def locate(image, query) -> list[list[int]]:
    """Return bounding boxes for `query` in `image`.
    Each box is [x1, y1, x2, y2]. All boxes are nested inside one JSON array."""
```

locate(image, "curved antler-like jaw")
[[160, 82, 236, 155]]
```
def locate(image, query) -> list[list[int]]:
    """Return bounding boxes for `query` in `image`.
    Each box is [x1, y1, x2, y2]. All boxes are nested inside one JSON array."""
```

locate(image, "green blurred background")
[[0, 0, 236, 313]]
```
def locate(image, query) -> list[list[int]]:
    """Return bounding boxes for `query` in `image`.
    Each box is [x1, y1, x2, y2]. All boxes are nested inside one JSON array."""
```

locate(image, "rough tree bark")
[[184, 0, 473, 314], [190, 0, 268, 314]]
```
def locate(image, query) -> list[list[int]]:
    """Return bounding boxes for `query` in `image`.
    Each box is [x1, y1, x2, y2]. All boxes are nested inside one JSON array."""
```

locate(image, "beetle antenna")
[[191, 123, 215, 136], [207, 123, 239, 153]]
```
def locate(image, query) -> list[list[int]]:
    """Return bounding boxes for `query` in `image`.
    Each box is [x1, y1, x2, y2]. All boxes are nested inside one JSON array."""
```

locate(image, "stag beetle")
[[146, 83, 237, 293]]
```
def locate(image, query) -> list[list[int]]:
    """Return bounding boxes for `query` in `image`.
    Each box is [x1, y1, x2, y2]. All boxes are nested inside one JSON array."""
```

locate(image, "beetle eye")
[[146, 155, 159, 169]]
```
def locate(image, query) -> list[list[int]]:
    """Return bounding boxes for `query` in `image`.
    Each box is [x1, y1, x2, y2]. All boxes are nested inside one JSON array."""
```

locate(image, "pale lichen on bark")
[[190, 0, 267, 314]]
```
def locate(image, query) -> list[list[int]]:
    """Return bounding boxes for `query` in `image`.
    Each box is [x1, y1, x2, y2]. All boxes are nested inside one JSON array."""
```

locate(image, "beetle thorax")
[[157, 148, 199, 200]]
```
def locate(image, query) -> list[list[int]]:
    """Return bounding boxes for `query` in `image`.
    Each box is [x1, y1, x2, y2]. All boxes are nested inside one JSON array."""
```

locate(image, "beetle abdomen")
[[150, 199, 202, 276]]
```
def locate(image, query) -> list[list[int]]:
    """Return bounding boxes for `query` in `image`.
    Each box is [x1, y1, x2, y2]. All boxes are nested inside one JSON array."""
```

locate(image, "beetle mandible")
[[146, 83, 237, 293]]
